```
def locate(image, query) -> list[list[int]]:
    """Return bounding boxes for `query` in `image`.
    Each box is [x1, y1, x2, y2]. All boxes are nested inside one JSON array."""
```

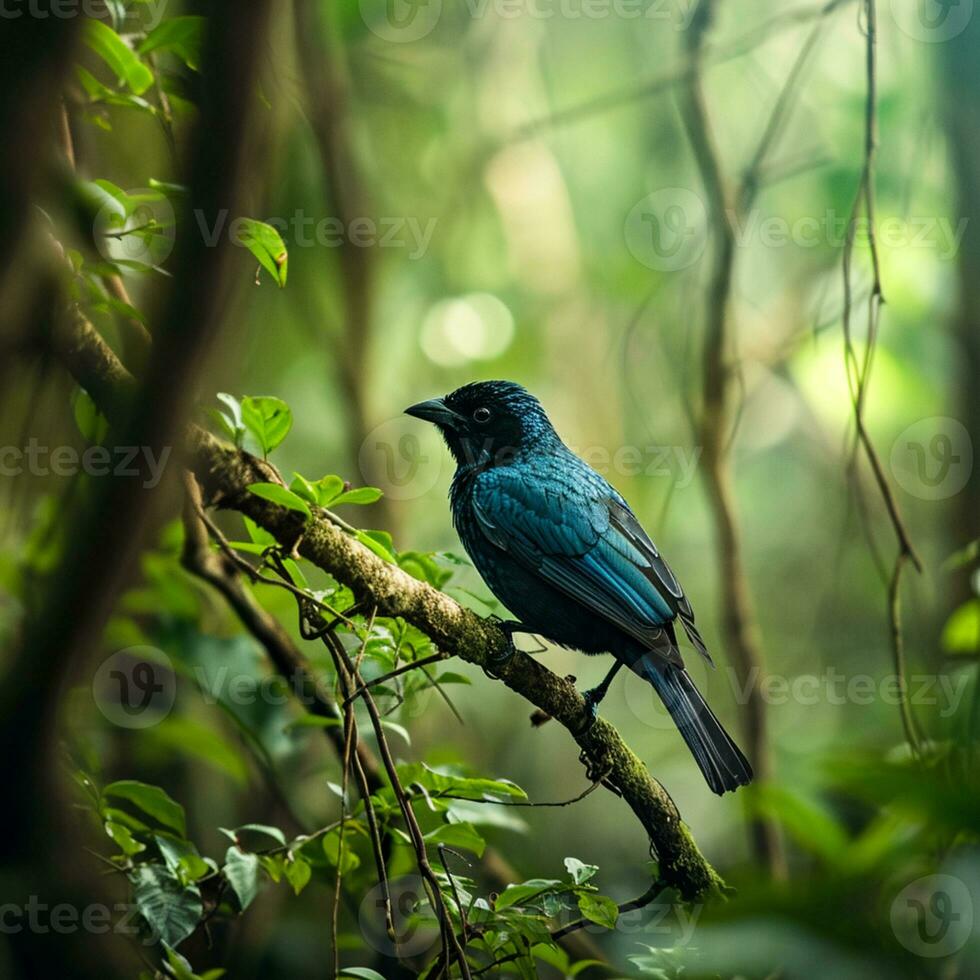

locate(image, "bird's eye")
[[473, 407, 491, 424]]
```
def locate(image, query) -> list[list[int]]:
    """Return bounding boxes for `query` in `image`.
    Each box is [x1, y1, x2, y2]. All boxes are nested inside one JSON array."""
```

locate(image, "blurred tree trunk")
[[937, 15, 980, 604], [293, 2, 399, 536]]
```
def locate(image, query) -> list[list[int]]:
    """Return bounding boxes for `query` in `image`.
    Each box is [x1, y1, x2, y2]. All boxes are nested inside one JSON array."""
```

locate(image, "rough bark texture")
[[58, 315, 725, 903]]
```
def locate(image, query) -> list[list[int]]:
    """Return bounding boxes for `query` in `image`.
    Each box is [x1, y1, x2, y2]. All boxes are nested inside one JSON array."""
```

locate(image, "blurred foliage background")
[[0, 0, 979, 978]]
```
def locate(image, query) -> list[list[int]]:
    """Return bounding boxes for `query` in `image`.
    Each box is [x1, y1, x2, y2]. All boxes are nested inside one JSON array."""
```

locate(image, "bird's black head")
[[405, 380, 555, 468]]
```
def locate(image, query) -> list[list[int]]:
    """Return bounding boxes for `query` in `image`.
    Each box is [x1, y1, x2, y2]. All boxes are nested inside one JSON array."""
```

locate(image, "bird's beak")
[[404, 397, 464, 429]]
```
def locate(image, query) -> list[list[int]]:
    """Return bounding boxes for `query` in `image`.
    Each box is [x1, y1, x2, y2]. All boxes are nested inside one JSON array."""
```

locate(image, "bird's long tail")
[[643, 660, 753, 795]]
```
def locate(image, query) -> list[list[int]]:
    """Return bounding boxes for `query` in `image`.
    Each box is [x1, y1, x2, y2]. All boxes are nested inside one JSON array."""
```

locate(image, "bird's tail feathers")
[[677, 609, 714, 666], [643, 660, 752, 795]]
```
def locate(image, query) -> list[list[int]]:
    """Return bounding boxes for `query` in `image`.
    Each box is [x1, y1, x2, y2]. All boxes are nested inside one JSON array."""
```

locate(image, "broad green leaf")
[[312, 475, 345, 505], [223, 846, 260, 910], [104, 780, 186, 836], [215, 392, 245, 445], [331, 486, 383, 506], [138, 16, 205, 70], [531, 943, 570, 973], [233, 218, 288, 287], [243, 514, 276, 546], [241, 396, 292, 456], [104, 820, 145, 856], [355, 529, 396, 563], [432, 671, 471, 686], [340, 970, 388, 980], [575, 892, 618, 930], [236, 824, 287, 847], [289, 473, 319, 504], [246, 482, 311, 520], [564, 857, 598, 885], [494, 879, 563, 911], [130, 864, 201, 947], [423, 821, 485, 857], [322, 828, 360, 874], [83, 19, 153, 94], [399, 763, 527, 803], [284, 857, 312, 895], [155, 835, 209, 883]]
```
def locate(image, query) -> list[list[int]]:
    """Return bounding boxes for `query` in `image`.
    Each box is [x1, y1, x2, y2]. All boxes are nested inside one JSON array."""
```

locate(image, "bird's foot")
[[484, 618, 521, 675], [577, 686, 603, 734]]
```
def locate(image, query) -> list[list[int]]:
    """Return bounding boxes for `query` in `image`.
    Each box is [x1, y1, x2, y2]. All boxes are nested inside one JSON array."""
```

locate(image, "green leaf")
[[131, 864, 202, 947], [243, 515, 276, 546], [236, 824, 287, 847], [83, 19, 153, 94], [423, 821, 485, 857], [72, 388, 109, 442], [331, 486, 383, 506], [432, 671, 472, 686], [246, 483, 311, 520], [104, 820, 145, 856], [138, 16, 205, 71], [104, 780, 186, 836], [289, 473, 319, 504], [576, 892, 618, 930], [494, 879, 563, 911], [284, 857, 312, 896], [355, 530, 396, 563], [311, 475, 345, 505], [155, 835, 209, 884], [564, 857, 598, 885], [283, 715, 343, 732], [399, 763, 527, 803], [233, 218, 288, 287], [215, 392, 245, 445], [942, 599, 980, 653], [241, 396, 292, 456], [322, 828, 361, 874], [223, 846, 260, 911], [340, 970, 388, 980]]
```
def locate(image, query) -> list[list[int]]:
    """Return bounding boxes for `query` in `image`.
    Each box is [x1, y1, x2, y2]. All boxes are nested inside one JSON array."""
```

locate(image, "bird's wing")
[[471, 467, 709, 664]]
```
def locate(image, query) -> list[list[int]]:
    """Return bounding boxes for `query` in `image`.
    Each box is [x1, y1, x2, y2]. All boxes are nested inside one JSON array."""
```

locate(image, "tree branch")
[[55, 314, 725, 904]]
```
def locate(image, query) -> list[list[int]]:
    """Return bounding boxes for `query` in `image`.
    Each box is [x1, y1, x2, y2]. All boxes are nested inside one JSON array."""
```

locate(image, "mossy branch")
[[56, 314, 725, 902]]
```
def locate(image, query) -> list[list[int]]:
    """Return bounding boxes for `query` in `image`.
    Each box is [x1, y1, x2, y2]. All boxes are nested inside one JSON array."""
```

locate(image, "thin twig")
[[679, 0, 787, 877], [840, 0, 924, 755], [327, 631, 472, 979], [343, 652, 448, 706]]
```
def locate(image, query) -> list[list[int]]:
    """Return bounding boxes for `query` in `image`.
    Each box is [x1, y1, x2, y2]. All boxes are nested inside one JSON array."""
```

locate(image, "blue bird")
[[406, 380, 752, 795]]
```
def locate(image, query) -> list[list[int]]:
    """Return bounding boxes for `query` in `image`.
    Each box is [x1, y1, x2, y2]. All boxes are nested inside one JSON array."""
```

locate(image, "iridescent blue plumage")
[[406, 380, 751, 794]]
